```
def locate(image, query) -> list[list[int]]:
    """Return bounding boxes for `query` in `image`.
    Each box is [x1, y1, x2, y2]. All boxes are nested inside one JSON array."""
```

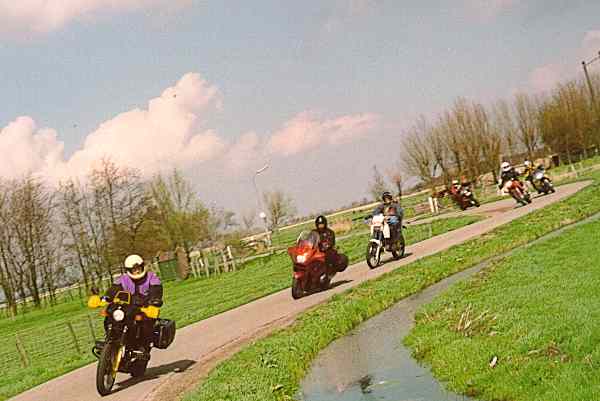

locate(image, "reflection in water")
[[299, 265, 480, 401]]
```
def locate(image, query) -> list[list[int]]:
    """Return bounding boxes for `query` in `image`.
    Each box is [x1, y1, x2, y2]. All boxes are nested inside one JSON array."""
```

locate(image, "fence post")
[[67, 322, 82, 354], [87, 313, 97, 342], [221, 250, 229, 273], [15, 334, 30, 368], [227, 246, 236, 271], [202, 256, 210, 277]]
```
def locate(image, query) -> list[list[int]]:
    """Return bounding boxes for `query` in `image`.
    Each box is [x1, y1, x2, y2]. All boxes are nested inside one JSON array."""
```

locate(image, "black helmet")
[[315, 215, 327, 229], [382, 191, 393, 202]]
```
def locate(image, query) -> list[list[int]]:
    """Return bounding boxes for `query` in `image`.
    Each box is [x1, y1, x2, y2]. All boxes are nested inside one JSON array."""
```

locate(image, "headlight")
[[296, 253, 308, 263], [112, 309, 125, 322], [535, 172, 543, 180]]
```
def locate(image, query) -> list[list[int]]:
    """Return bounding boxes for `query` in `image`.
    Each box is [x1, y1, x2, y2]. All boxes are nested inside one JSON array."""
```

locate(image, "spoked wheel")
[[366, 243, 381, 269], [291, 277, 303, 300], [96, 342, 121, 396], [392, 235, 406, 260]]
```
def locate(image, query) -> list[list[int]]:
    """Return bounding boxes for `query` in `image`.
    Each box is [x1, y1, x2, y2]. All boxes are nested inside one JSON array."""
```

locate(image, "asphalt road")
[[10, 181, 589, 401]]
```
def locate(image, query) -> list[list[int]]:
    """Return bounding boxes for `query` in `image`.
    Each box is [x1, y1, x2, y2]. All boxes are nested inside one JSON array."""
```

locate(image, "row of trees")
[[0, 160, 235, 316], [401, 73, 600, 188]]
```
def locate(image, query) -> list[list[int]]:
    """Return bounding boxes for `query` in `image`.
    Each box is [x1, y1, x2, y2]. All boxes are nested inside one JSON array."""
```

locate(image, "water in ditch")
[[299, 212, 600, 401]]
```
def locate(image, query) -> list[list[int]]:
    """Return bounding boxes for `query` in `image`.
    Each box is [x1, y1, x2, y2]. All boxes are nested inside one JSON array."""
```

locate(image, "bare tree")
[[514, 93, 542, 159], [386, 160, 404, 202], [241, 210, 256, 232], [263, 190, 296, 230], [401, 117, 437, 189], [368, 165, 390, 201]]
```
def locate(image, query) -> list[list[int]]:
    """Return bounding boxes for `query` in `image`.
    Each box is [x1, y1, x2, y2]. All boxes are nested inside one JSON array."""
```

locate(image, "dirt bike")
[[87, 291, 175, 396], [503, 178, 532, 206], [365, 214, 405, 269], [287, 231, 348, 299], [531, 167, 555, 195]]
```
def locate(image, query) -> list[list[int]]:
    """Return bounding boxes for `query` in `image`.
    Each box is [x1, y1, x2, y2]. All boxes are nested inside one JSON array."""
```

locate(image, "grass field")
[[404, 214, 600, 401], [183, 174, 600, 401], [0, 215, 480, 401]]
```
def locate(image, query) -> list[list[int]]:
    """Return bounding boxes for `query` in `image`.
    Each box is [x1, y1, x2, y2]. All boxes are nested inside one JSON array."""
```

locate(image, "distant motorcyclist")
[[103, 255, 163, 355], [522, 160, 540, 193], [312, 215, 348, 273], [449, 179, 461, 197], [498, 162, 520, 189], [372, 191, 404, 250]]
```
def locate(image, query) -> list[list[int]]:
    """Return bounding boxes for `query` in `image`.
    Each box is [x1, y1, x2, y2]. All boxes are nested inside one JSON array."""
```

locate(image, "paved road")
[[11, 182, 589, 401]]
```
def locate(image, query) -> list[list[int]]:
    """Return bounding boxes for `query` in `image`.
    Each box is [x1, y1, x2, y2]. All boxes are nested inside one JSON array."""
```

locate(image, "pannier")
[[154, 319, 176, 349]]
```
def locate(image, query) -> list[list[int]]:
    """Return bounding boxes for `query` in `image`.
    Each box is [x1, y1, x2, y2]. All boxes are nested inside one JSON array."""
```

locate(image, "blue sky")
[[1, 0, 600, 215]]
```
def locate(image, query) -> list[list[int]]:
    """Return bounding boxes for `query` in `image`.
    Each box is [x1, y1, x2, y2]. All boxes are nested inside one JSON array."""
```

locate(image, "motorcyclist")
[[372, 191, 404, 250], [522, 160, 540, 193], [312, 215, 348, 273], [498, 161, 520, 189], [449, 179, 461, 197], [103, 254, 163, 355]]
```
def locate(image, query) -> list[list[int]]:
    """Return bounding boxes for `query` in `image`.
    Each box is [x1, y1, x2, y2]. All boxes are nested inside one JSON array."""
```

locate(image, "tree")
[[386, 160, 404, 202], [369, 165, 390, 201], [514, 93, 542, 159], [262, 190, 296, 230], [149, 169, 210, 253], [241, 210, 256, 232], [401, 117, 437, 189]]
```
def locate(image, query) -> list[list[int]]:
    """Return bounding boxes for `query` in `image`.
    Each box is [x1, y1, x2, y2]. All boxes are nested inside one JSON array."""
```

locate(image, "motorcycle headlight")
[[296, 253, 308, 263], [112, 309, 125, 322], [535, 172, 543, 180]]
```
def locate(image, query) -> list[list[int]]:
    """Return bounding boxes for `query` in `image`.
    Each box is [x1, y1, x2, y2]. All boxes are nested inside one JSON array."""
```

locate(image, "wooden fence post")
[[227, 246, 236, 271], [15, 334, 30, 367], [87, 314, 97, 342], [67, 322, 82, 354]]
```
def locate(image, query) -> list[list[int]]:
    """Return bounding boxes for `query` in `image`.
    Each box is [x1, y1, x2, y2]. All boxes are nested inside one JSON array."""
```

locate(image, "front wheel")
[[291, 277, 303, 299], [366, 243, 381, 269], [96, 342, 120, 396]]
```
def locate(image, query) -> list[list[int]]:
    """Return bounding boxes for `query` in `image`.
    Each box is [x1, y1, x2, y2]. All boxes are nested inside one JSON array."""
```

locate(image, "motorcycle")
[[287, 231, 348, 299], [503, 178, 532, 206], [531, 167, 555, 195], [365, 214, 405, 269], [87, 291, 175, 396], [451, 184, 480, 210]]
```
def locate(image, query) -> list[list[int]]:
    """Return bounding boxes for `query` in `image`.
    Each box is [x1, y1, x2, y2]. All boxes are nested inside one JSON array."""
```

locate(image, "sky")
[[1, 0, 600, 216]]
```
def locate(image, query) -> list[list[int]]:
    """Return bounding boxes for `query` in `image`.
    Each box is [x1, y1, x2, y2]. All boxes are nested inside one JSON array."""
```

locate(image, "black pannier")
[[154, 319, 176, 349]]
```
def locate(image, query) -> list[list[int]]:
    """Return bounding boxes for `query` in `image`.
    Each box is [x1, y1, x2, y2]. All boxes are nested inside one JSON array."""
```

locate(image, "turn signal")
[[134, 314, 144, 321], [100, 309, 109, 317]]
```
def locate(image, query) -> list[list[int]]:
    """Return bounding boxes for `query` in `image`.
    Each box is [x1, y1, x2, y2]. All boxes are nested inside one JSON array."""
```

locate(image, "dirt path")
[[10, 182, 589, 401]]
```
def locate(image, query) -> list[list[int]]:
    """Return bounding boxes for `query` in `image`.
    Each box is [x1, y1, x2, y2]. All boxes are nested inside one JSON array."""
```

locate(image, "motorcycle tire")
[[96, 342, 119, 396], [130, 359, 148, 378], [366, 243, 380, 269], [291, 277, 303, 300], [472, 199, 480, 207], [392, 235, 405, 260]]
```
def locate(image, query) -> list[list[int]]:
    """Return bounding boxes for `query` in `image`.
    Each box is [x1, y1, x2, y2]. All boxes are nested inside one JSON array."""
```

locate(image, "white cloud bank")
[[0, 72, 380, 183], [0, 0, 190, 36]]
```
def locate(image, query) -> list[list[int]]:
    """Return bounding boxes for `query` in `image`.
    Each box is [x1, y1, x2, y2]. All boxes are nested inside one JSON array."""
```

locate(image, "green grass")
[[0, 215, 479, 401], [183, 175, 600, 401], [404, 214, 600, 401]]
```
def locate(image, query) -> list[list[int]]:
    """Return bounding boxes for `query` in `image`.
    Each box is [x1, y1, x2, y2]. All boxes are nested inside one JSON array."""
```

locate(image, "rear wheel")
[[391, 234, 405, 260], [130, 359, 148, 378], [96, 342, 119, 396], [291, 277, 303, 299], [366, 243, 381, 269]]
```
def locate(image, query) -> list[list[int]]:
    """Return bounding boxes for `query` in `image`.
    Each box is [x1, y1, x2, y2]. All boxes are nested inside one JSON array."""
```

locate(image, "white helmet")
[[124, 254, 146, 280], [501, 162, 511, 172], [524, 160, 532, 167], [452, 179, 459, 185]]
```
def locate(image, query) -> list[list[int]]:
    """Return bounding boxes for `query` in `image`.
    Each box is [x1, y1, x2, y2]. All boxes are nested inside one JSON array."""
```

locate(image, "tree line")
[[400, 72, 600, 189]]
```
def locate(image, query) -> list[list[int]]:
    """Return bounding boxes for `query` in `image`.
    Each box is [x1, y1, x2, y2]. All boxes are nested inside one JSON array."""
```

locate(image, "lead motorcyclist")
[[102, 254, 163, 356], [312, 215, 347, 275], [498, 161, 530, 201], [371, 191, 404, 250]]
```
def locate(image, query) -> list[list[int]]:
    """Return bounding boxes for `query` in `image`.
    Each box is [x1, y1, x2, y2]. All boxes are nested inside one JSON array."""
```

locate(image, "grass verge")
[[404, 209, 600, 400], [0, 215, 479, 401], [183, 175, 600, 401]]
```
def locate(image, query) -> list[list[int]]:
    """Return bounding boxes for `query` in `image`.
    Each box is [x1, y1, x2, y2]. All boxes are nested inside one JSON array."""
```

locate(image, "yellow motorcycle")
[[88, 291, 175, 396]]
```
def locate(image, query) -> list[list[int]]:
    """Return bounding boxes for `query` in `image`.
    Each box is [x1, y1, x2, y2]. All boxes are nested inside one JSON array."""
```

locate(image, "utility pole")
[[582, 51, 600, 110]]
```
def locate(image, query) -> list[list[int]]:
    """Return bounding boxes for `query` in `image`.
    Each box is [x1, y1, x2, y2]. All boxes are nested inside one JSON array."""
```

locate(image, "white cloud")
[[268, 111, 379, 156], [0, 73, 379, 185], [528, 63, 565, 93], [0, 0, 190, 36]]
